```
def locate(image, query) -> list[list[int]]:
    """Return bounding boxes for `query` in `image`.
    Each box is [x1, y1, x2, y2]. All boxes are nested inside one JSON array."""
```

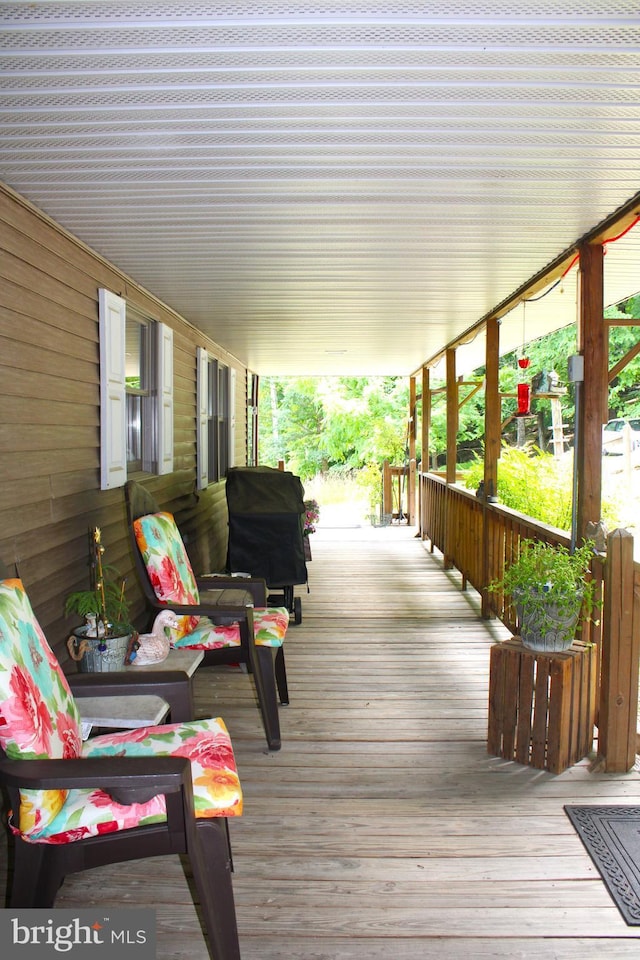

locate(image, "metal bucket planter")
[[67, 626, 131, 672], [516, 590, 582, 653]]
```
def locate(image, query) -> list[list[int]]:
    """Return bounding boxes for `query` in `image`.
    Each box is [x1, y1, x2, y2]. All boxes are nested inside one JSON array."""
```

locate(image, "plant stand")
[[487, 636, 597, 774], [67, 628, 131, 672]]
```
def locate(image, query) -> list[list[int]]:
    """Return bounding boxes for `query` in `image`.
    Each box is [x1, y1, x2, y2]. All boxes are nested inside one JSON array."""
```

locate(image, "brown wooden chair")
[[0, 571, 242, 960], [0, 557, 196, 722], [125, 480, 288, 750]]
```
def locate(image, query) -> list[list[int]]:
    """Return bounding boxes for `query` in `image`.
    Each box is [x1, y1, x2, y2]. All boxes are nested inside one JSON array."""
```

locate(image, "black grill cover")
[[226, 466, 307, 587]]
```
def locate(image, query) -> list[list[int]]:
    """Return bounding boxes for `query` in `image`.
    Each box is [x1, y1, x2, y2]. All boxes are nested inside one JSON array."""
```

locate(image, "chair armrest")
[[69, 671, 188, 696], [197, 575, 268, 606], [154, 591, 254, 622], [0, 756, 189, 806], [67, 671, 194, 723]]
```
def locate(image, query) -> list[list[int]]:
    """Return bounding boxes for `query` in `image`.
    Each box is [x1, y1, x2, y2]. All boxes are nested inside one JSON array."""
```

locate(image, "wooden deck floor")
[[5, 522, 640, 958]]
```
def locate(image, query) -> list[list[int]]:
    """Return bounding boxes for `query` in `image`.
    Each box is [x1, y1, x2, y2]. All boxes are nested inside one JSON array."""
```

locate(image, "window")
[[247, 373, 259, 466], [125, 310, 151, 472], [99, 289, 173, 489], [197, 348, 235, 488]]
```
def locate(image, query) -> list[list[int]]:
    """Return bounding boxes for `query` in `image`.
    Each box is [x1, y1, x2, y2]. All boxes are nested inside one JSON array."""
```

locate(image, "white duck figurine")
[[130, 610, 180, 665]]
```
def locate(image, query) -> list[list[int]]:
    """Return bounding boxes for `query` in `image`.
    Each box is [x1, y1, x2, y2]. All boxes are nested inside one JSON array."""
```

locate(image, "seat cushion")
[[169, 616, 242, 650], [133, 512, 287, 650], [253, 607, 289, 647], [0, 578, 82, 836], [133, 511, 201, 638], [12, 717, 242, 844]]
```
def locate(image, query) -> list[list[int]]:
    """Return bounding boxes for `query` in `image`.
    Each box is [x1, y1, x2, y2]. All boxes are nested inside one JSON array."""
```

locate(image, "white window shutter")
[[99, 288, 127, 490], [157, 322, 174, 475], [196, 346, 209, 489], [229, 367, 236, 468]]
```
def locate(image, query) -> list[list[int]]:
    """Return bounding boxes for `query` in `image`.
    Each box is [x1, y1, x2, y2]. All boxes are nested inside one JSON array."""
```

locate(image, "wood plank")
[[2, 524, 639, 960]]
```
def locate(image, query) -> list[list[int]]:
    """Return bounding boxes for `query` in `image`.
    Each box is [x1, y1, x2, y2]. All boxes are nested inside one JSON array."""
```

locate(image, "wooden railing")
[[382, 460, 416, 523], [419, 471, 638, 770]]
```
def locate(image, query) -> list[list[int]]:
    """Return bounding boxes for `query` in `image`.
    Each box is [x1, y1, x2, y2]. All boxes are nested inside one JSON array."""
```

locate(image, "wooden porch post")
[[446, 348, 457, 484], [576, 242, 606, 542], [420, 365, 431, 538], [421, 365, 431, 473], [408, 375, 417, 524], [598, 528, 639, 772], [483, 316, 501, 503], [482, 316, 501, 616]]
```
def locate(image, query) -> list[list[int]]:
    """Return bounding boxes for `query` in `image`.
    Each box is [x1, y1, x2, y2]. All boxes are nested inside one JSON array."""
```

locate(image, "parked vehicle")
[[602, 417, 640, 455]]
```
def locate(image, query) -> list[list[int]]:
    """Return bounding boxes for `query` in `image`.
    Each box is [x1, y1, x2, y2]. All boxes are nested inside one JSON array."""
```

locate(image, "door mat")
[[564, 805, 640, 925]]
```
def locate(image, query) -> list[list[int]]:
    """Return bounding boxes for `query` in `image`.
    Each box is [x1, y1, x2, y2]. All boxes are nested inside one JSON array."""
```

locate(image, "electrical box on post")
[[567, 355, 584, 383]]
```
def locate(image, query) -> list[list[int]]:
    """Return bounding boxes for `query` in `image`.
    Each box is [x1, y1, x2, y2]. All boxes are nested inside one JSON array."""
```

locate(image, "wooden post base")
[[488, 636, 597, 774]]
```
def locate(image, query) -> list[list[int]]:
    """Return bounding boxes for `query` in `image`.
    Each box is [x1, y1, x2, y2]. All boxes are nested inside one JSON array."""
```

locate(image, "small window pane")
[[126, 393, 142, 469], [125, 317, 149, 393]]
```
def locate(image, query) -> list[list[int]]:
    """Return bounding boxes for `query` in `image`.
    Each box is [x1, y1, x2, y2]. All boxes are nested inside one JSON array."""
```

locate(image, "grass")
[[303, 472, 374, 526]]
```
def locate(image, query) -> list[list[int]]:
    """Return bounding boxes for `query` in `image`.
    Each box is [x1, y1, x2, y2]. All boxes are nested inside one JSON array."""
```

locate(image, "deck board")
[[2, 522, 640, 958]]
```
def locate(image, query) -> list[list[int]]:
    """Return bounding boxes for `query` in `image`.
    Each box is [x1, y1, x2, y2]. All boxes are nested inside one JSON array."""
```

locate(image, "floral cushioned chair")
[[0, 574, 242, 960], [125, 481, 289, 751]]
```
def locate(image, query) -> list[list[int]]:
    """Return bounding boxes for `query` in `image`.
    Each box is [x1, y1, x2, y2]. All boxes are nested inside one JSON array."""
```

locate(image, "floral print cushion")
[[169, 617, 241, 650], [13, 717, 243, 844], [133, 512, 201, 638], [169, 608, 288, 650], [0, 578, 83, 836], [134, 512, 287, 650], [253, 607, 289, 647]]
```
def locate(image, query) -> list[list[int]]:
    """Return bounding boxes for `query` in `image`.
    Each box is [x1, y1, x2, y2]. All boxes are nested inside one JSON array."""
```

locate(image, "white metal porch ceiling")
[[1, 2, 640, 376]]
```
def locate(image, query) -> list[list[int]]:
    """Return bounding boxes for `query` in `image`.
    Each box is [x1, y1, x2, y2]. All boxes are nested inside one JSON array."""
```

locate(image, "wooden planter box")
[[487, 636, 597, 774]]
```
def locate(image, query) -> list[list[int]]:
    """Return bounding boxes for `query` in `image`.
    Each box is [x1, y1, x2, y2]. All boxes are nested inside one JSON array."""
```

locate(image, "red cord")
[[560, 215, 640, 277]]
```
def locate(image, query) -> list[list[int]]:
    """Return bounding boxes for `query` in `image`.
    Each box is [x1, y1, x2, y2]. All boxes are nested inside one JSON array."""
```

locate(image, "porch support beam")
[[408, 376, 417, 524], [483, 316, 501, 504], [598, 528, 639, 772], [576, 242, 606, 542], [446, 348, 457, 485], [481, 316, 501, 617], [421, 365, 430, 475]]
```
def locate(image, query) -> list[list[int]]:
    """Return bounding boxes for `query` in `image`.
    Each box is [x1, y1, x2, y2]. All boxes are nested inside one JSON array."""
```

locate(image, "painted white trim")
[[99, 288, 127, 490], [229, 367, 237, 469], [196, 346, 209, 489], [156, 322, 174, 475]]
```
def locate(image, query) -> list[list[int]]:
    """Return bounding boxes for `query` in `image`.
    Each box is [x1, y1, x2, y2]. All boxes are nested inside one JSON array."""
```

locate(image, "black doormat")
[[565, 805, 640, 925]]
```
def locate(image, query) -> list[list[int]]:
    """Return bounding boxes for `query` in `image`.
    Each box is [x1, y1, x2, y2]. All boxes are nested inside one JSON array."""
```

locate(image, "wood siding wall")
[[0, 184, 248, 661]]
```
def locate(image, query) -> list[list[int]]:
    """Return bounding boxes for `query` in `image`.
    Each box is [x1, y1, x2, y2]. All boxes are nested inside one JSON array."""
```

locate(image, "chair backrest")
[[0, 577, 83, 836], [126, 478, 162, 524], [126, 482, 202, 639]]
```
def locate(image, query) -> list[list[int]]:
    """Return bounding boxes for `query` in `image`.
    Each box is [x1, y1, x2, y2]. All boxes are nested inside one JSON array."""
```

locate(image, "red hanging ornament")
[[516, 382, 531, 416], [518, 356, 530, 369]]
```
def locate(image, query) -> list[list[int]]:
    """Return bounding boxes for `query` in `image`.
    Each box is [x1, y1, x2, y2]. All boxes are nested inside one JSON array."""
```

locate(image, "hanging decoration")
[[515, 301, 531, 416]]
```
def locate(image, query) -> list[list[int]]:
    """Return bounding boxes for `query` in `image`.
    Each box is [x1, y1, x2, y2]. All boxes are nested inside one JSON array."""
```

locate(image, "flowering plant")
[[303, 499, 320, 536]]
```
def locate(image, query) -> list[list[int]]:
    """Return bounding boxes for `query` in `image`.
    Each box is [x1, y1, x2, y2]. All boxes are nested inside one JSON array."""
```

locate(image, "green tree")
[[605, 294, 640, 417], [258, 376, 409, 480]]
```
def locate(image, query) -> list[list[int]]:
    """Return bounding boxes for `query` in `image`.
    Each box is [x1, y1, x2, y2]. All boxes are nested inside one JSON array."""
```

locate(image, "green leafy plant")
[[64, 528, 131, 638], [461, 445, 574, 529], [488, 538, 599, 650]]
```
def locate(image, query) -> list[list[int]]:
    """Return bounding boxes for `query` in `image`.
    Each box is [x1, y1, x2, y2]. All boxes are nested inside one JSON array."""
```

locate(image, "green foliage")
[[64, 566, 131, 637], [356, 462, 383, 513], [604, 295, 640, 417], [488, 538, 599, 643], [258, 375, 409, 480], [461, 445, 574, 529]]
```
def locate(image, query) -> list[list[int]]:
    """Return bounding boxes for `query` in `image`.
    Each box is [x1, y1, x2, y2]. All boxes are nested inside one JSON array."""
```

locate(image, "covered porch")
[[6, 520, 638, 959]]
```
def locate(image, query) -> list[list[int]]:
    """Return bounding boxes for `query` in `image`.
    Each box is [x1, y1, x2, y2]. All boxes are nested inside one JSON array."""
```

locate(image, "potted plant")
[[65, 527, 133, 671], [302, 498, 319, 560], [489, 538, 598, 653]]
